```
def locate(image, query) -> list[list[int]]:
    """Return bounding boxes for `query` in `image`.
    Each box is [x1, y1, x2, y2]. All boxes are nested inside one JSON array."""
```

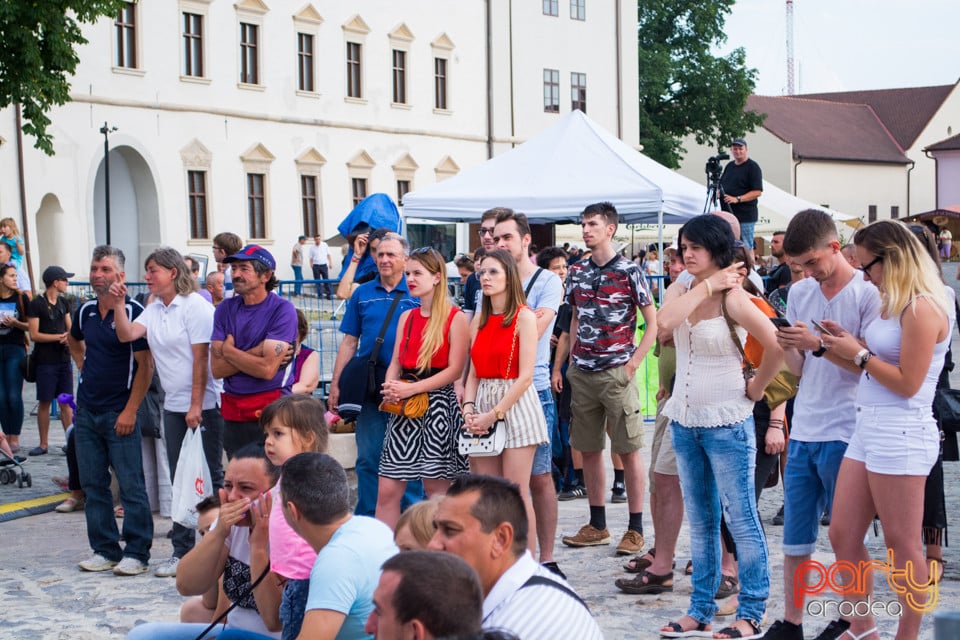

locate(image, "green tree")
[[637, 0, 764, 169], [0, 0, 125, 155]]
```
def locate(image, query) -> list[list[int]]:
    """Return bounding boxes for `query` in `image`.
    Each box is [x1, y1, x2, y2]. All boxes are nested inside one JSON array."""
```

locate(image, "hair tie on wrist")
[[704, 280, 714, 297]]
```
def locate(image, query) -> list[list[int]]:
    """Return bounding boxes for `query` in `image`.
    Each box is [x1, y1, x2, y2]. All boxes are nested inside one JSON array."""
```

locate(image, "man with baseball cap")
[[26, 265, 76, 457], [719, 137, 763, 254], [210, 244, 298, 456]]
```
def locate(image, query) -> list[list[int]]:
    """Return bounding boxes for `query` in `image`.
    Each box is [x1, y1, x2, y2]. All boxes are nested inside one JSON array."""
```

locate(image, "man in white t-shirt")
[[308, 235, 333, 299], [763, 209, 881, 640], [493, 209, 564, 577]]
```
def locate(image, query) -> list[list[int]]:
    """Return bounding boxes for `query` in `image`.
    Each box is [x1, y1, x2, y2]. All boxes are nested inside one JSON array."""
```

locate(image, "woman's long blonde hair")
[[407, 248, 453, 374], [854, 220, 950, 318]]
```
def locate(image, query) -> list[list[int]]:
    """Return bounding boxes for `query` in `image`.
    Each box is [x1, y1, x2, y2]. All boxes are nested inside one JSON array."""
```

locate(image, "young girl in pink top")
[[248, 395, 328, 640]]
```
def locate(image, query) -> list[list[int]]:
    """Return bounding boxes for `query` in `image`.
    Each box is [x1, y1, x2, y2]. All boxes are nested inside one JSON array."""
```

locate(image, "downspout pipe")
[[792, 155, 803, 195], [905, 159, 915, 217], [14, 105, 35, 291], [924, 149, 938, 208], [485, 0, 493, 159]]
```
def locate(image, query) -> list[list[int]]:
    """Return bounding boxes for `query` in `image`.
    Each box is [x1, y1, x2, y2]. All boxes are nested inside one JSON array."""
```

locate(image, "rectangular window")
[[187, 171, 208, 240], [240, 23, 259, 85], [570, 0, 586, 20], [346, 42, 362, 98], [297, 33, 314, 92], [397, 180, 411, 204], [890, 205, 899, 219], [571, 72, 587, 113], [247, 173, 266, 238], [392, 50, 407, 104], [543, 0, 558, 16], [301, 175, 319, 237], [351, 177, 368, 207], [115, 3, 137, 68], [434, 58, 448, 110], [868, 205, 877, 223], [543, 69, 559, 113], [183, 13, 204, 77]]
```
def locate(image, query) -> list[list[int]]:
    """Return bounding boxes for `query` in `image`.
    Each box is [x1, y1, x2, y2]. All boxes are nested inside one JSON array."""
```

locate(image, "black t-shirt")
[[719, 158, 763, 223], [27, 294, 72, 364], [764, 262, 792, 296], [0, 291, 30, 347], [462, 272, 481, 313]]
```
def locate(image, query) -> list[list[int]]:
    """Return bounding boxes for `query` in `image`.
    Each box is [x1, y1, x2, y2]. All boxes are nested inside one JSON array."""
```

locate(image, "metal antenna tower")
[[786, 0, 795, 95]]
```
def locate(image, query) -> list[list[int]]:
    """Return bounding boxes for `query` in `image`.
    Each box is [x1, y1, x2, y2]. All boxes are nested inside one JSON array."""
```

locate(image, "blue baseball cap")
[[731, 137, 747, 147], [222, 244, 276, 270]]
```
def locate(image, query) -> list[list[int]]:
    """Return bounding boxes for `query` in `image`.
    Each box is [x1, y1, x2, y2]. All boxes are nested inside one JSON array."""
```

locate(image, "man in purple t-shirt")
[[211, 245, 298, 456]]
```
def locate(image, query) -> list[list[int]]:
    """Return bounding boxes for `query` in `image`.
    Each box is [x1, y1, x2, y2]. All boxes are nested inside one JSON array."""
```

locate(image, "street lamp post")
[[99, 122, 118, 245]]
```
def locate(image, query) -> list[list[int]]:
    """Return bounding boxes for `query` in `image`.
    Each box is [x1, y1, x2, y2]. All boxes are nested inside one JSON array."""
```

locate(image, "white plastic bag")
[[171, 427, 213, 528]]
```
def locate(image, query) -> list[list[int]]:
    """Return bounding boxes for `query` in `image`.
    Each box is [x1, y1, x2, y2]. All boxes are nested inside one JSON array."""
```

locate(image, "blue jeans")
[[163, 409, 225, 558], [671, 417, 769, 625], [279, 578, 310, 640], [75, 408, 153, 563], [739, 221, 756, 252], [291, 265, 303, 295], [532, 388, 557, 475], [0, 343, 25, 437], [355, 402, 423, 516], [126, 622, 229, 640]]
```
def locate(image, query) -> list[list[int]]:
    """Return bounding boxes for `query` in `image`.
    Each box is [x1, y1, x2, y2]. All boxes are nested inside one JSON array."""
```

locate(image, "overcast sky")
[[715, 0, 958, 95]]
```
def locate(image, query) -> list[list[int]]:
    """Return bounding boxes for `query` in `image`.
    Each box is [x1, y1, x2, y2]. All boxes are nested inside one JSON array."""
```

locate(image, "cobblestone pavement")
[[4, 268, 960, 639]]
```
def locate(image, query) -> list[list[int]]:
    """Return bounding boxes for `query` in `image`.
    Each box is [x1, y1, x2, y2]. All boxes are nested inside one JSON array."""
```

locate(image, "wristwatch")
[[737, 196, 742, 203], [494, 406, 506, 421], [811, 339, 827, 358], [854, 348, 874, 369]]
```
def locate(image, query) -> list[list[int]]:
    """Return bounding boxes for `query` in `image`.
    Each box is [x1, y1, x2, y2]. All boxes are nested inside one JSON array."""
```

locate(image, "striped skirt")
[[476, 378, 548, 449], [379, 383, 469, 481]]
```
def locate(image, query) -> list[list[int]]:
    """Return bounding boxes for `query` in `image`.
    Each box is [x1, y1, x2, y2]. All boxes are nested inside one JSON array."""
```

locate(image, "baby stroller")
[[0, 450, 31, 488]]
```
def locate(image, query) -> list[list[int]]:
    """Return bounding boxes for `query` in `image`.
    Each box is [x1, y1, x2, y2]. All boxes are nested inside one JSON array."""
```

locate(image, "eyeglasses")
[[859, 255, 883, 273], [411, 247, 439, 260], [478, 228, 495, 237], [476, 267, 503, 278]]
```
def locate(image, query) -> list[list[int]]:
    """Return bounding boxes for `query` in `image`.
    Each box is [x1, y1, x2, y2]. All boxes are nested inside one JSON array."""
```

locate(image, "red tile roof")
[[795, 84, 955, 149], [746, 95, 910, 164], [926, 132, 960, 152]]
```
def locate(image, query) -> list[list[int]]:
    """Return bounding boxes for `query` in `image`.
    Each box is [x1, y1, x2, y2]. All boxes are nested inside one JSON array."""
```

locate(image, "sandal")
[[715, 595, 738, 617], [615, 569, 674, 594], [928, 556, 945, 583], [715, 575, 740, 600], [685, 559, 694, 575], [661, 619, 712, 638], [842, 628, 878, 640], [712, 619, 762, 639], [114, 505, 125, 518], [623, 547, 656, 573]]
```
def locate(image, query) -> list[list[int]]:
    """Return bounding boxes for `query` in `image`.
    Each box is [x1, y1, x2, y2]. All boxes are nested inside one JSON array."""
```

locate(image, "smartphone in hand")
[[810, 319, 834, 336], [770, 317, 791, 329]]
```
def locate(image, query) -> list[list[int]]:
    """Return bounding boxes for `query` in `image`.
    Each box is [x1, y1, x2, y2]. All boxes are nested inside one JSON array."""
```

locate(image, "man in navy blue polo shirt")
[[69, 245, 155, 576], [329, 233, 423, 516]]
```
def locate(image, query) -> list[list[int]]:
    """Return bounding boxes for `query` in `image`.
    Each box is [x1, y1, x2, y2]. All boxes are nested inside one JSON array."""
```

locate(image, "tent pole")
[[657, 207, 664, 304]]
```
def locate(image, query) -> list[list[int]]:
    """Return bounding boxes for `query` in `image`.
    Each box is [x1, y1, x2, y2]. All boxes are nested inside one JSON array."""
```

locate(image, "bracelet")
[[704, 279, 714, 297], [462, 401, 476, 410], [351, 256, 361, 264], [769, 425, 785, 432]]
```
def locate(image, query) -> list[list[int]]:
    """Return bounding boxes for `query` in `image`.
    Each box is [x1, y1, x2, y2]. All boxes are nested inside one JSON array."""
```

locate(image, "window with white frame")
[[392, 50, 407, 104], [543, 0, 559, 16], [301, 175, 319, 237], [543, 69, 560, 113], [434, 58, 448, 110], [571, 72, 586, 113], [240, 23, 259, 85], [182, 12, 204, 76], [351, 177, 368, 206], [114, 3, 137, 68], [247, 173, 266, 238], [187, 171, 208, 240], [346, 42, 362, 98], [297, 33, 315, 92], [570, 0, 585, 20]]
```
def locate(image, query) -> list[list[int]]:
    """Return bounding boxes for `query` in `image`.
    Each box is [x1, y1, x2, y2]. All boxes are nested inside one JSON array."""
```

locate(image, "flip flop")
[[712, 619, 762, 639], [685, 559, 694, 575], [661, 620, 712, 638]]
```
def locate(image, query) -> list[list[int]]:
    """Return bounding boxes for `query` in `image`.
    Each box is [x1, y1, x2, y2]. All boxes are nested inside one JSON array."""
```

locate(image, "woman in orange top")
[[376, 248, 470, 528], [463, 250, 547, 549]]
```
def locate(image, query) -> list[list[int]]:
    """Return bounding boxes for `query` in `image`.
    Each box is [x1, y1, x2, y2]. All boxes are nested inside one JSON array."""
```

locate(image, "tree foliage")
[[637, 0, 764, 169], [0, 0, 125, 155]]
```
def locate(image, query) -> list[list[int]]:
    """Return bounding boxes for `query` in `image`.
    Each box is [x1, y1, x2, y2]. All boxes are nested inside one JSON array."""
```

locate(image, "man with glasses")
[[764, 209, 881, 640], [560, 202, 657, 558], [463, 208, 501, 318]]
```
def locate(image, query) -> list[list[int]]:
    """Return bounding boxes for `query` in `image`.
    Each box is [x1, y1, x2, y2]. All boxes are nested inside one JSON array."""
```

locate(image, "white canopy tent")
[[755, 181, 857, 232], [402, 110, 706, 225]]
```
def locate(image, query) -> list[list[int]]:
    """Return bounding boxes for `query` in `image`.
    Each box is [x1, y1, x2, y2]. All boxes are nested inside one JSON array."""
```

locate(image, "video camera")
[[705, 153, 730, 184]]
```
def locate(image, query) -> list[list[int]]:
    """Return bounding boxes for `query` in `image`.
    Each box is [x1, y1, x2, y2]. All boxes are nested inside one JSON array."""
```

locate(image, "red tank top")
[[471, 311, 521, 379], [399, 307, 459, 371]]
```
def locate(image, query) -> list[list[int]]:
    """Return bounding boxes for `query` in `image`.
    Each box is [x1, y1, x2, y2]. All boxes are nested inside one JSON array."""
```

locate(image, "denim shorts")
[[279, 578, 310, 640], [782, 439, 848, 556], [531, 388, 557, 476], [846, 404, 938, 475]]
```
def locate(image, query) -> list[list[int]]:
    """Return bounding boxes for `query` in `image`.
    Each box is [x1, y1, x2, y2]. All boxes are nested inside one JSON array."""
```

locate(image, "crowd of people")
[[0, 192, 955, 640]]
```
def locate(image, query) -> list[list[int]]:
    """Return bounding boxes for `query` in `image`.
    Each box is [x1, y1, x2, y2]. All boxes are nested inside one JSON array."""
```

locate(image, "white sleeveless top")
[[662, 315, 755, 428], [856, 292, 954, 409]]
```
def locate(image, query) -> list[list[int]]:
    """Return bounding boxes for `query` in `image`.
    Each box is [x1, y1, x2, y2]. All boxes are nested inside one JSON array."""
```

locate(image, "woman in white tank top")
[[656, 216, 784, 639], [821, 220, 951, 640]]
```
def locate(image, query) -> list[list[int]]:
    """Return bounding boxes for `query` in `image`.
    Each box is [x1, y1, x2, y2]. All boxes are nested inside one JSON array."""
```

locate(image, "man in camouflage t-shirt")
[[560, 202, 658, 557]]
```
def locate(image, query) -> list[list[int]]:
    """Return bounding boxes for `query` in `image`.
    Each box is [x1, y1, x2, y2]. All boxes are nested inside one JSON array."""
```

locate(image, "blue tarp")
[[336, 194, 403, 279]]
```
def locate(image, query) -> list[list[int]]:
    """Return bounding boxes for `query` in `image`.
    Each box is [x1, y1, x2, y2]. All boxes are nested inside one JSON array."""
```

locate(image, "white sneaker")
[[112, 557, 149, 576], [78, 554, 118, 572], [154, 557, 179, 578]]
